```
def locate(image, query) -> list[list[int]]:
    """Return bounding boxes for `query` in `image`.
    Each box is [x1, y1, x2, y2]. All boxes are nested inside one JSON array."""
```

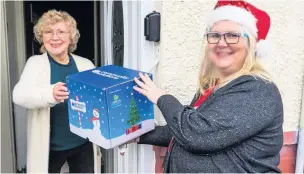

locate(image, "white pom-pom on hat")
[[256, 39, 271, 58]]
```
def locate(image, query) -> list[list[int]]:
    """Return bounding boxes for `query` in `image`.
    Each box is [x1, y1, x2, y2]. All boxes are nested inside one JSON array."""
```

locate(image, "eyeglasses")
[[205, 32, 248, 44], [43, 30, 69, 39]]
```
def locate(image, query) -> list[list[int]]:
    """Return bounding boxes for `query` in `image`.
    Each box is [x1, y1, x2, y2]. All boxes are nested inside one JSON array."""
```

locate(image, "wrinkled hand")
[[53, 82, 69, 102], [133, 72, 166, 105]]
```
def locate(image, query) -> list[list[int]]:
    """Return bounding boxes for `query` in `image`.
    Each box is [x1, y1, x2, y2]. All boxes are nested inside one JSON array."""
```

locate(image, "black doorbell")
[[144, 11, 161, 42]]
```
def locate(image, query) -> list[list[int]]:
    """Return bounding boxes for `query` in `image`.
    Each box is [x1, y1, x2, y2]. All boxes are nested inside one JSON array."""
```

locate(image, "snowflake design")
[[121, 119, 124, 122], [94, 89, 96, 91], [80, 87, 82, 90], [83, 85, 86, 88], [131, 92, 133, 96]]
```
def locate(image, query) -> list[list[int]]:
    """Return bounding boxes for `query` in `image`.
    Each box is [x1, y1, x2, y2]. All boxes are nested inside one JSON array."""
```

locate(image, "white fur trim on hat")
[[256, 39, 271, 58], [205, 5, 258, 38]]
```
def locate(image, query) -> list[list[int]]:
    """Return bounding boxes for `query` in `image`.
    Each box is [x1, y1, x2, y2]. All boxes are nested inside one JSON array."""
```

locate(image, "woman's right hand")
[[53, 82, 69, 102], [125, 137, 140, 145]]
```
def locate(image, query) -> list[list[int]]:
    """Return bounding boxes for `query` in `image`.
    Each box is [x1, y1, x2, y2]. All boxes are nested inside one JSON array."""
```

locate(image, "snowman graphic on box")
[[91, 108, 101, 134]]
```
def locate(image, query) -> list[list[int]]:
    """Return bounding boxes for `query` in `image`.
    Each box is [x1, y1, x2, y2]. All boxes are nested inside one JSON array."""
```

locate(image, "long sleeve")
[[12, 56, 58, 109], [156, 78, 283, 154], [138, 125, 172, 147]]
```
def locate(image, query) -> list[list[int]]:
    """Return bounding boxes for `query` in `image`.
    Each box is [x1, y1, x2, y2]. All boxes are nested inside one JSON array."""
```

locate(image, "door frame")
[[103, 0, 160, 173], [3, 1, 26, 172], [1, 1, 18, 173]]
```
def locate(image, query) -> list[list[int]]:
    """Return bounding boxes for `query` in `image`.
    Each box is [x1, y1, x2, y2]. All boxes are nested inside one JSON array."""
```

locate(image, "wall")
[[157, 0, 304, 132], [155, 0, 304, 173]]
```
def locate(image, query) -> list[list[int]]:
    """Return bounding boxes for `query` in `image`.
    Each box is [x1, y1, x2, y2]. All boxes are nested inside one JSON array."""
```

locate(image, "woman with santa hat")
[[133, 0, 283, 173]]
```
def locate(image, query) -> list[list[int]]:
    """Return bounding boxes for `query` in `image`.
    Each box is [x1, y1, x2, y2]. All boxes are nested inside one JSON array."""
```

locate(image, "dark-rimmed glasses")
[[205, 32, 248, 44]]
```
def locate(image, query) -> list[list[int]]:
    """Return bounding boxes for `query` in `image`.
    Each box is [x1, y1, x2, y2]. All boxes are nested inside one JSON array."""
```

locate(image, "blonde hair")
[[33, 9, 80, 53], [198, 25, 271, 94]]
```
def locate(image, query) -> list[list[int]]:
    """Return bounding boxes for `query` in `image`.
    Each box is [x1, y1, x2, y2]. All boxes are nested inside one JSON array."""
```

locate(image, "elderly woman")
[[13, 10, 100, 173], [133, 0, 283, 173]]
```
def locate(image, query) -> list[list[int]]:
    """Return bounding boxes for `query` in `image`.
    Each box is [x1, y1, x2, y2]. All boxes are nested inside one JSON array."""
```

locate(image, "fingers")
[[134, 77, 148, 90], [56, 82, 66, 86], [139, 72, 154, 87], [135, 137, 140, 143], [53, 82, 69, 102], [133, 86, 147, 96], [56, 85, 68, 92], [133, 72, 155, 98], [56, 91, 69, 96]]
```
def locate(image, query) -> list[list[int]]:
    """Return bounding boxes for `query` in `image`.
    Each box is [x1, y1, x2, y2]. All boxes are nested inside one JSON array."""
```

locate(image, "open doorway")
[[20, 1, 127, 173], [23, 1, 102, 66], [17, 1, 106, 173], [7, 0, 146, 173]]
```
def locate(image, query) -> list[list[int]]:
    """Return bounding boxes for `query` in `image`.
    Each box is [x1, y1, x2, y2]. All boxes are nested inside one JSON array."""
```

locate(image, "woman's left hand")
[[133, 72, 166, 104]]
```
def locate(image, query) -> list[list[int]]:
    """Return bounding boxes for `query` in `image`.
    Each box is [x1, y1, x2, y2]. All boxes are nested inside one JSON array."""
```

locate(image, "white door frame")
[[103, 0, 160, 173]]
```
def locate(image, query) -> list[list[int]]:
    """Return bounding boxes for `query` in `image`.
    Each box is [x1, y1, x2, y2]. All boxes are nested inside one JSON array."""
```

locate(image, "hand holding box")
[[66, 65, 155, 149]]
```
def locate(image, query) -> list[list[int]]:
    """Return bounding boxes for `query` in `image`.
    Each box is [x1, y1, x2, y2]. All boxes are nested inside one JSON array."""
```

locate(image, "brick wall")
[[154, 131, 298, 173]]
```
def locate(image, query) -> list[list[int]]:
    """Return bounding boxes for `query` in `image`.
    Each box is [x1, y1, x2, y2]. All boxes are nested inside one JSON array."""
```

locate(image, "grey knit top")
[[139, 75, 283, 173]]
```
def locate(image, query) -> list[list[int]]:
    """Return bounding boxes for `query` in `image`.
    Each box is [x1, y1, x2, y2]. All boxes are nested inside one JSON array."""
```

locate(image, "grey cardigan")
[[139, 75, 283, 173]]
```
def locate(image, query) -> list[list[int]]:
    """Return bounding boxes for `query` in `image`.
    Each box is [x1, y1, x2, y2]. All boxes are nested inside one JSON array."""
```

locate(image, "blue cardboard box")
[[66, 65, 155, 149]]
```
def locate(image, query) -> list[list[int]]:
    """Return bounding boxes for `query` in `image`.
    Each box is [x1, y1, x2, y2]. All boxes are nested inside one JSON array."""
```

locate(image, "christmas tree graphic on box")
[[126, 95, 142, 135]]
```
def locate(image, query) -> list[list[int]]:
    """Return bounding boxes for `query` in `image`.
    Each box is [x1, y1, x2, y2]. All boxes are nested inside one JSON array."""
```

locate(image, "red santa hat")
[[205, 0, 271, 58]]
